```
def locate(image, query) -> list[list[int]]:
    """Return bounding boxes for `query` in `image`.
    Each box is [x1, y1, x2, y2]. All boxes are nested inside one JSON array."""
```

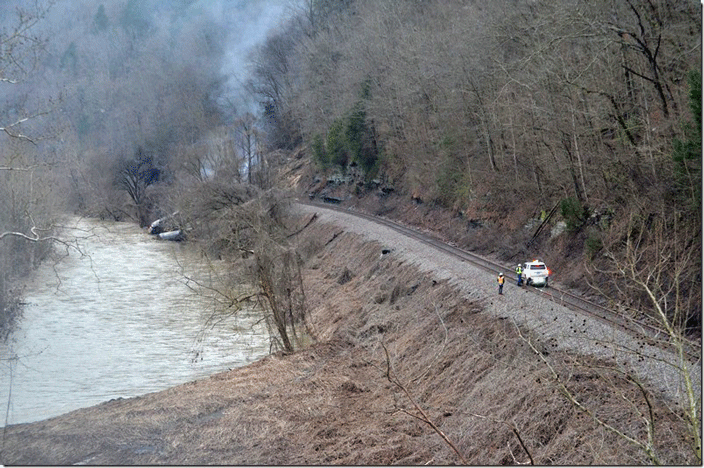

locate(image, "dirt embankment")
[[0, 212, 695, 465]]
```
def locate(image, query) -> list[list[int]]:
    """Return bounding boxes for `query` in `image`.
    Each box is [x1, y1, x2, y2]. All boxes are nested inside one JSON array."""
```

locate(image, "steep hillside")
[[277, 140, 702, 342], [258, 0, 702, 336], [281, 151, 596, 300], [1, 212, 696, 465]]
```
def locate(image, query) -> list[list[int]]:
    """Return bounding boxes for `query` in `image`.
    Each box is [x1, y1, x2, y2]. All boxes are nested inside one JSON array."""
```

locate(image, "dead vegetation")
[[1, 217, 696, 465]]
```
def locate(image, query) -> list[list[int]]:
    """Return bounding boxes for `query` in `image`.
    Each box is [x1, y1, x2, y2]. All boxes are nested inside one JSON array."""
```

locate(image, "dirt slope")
[[0, 209, 696, 465]]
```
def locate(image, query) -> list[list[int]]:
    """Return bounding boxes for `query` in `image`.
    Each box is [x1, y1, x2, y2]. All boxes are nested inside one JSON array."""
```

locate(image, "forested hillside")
[[248, 0, 702, 334], [1, 1, 701, 339], [0, 2, 701, 463], [0, 0, 290, 333]]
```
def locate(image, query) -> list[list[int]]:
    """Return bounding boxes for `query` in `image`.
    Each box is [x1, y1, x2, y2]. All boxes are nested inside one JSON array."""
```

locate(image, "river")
[[0, 217, 270, 427]]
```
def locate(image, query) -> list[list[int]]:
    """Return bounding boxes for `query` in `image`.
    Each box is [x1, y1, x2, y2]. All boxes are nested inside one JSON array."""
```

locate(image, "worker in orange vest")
[[497, 273, 505, 295]]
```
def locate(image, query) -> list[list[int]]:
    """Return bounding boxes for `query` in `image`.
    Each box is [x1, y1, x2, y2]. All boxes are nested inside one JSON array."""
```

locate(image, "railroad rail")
[[300, 200, 701, 362]]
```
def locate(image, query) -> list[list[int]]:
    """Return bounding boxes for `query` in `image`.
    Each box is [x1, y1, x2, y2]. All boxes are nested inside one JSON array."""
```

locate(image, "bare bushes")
[[175, 179, 261, 257], [589, 206, 701, 334], [584, 206, 702, 463], [69, 149, 162, 225], [242, 193, 313, 353], [177, 182, 311, 353], [0, 152, 62, 341], [255, 240, 310, 353], [292, 218, 697, 464]]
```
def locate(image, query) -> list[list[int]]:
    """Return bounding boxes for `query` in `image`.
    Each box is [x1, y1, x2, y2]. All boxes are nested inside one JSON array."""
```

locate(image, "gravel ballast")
[[295, 202, 701, 404]]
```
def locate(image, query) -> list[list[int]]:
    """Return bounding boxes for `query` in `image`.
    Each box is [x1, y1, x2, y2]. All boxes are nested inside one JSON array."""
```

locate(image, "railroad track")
[[300, 200, 701, 362]]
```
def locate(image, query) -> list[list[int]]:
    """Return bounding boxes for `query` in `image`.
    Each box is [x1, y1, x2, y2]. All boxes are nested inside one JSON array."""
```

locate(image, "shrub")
[[672, 70, 702, 212], [313, 103, 380, 176], [436, 156, 468, 209], [311, 80, 380, 176], [326, 118, 348, 169], [584, 232, 603, 260], [311, 133, 328, 168], [560, 197, 587, 232]]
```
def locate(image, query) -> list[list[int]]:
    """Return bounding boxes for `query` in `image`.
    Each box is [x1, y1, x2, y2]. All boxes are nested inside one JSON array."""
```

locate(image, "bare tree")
[[0, 1, 61, 340], [176, 182, 311, 354], [114, 147, 160, 226], [247, 25, 303, 149], [585, 207, 701, 463], [235, 113, 260, 185], [0, 1, 54, 143]]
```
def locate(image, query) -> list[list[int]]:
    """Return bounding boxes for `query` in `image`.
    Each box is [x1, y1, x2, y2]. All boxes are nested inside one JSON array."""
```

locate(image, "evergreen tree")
[[672, 70, 702, 211]]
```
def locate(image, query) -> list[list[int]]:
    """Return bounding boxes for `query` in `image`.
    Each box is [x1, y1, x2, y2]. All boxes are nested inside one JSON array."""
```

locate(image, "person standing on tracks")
[[515, 264, 523, 286], [497, 273, 505, 295]]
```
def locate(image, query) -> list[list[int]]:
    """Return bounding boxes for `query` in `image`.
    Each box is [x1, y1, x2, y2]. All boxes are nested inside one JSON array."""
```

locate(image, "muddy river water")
[[0, 218, 270, 427]]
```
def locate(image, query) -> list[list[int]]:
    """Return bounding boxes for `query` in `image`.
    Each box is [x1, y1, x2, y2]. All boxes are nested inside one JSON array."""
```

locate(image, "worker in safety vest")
[[497, 273, 505, 295], [515, 264, 523, 286]]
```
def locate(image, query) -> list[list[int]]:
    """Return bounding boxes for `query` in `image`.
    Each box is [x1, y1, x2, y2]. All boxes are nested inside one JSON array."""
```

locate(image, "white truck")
[[522, 260, 550, 287]]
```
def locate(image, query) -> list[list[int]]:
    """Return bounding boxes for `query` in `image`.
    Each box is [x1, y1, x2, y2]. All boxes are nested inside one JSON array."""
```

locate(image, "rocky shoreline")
[[0, 208, 696, 465]]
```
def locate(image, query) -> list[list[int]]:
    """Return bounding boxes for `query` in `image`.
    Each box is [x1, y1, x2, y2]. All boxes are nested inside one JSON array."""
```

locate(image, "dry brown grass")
[[0, 218, 696, 465]]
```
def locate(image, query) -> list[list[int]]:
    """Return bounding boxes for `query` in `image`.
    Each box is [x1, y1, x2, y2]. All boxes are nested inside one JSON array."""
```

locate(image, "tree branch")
[[469, 411, 535, 465], [381, 342, 468, 465], [515, 323, 661, 464]]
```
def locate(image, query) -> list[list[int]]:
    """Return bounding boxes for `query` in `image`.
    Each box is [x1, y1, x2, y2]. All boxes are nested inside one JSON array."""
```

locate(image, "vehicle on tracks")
[[522, 260, 550, 287]]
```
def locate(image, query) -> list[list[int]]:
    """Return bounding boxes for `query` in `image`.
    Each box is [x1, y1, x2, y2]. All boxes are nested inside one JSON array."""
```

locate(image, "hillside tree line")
[[0, 0, 277, 337], [1, 0, 701, 347], [248, 0, 702, 333], [0, 0, 701, 461]]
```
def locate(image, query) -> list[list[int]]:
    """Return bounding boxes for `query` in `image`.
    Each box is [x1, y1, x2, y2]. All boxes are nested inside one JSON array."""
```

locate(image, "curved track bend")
[[300, 200, 701, 362]]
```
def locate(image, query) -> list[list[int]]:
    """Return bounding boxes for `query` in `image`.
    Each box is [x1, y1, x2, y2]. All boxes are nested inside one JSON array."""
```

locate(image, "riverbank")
[[0, 294, 21, 343], [0, 217, 270, 427], [0, 209, 696, 465]]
